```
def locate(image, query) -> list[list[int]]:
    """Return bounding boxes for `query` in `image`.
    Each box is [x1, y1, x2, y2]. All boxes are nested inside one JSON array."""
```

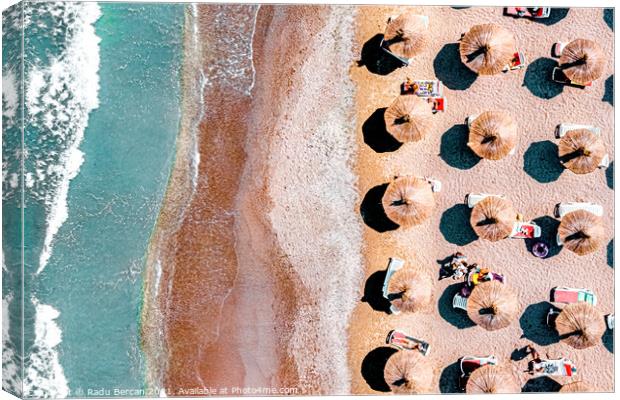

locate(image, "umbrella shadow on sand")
[[523, 58, 564, 99], [361, 346, 398, 392], [519, 301, 560, 346], [438, 283, 476, 329], [522, 376, 562, 392], [524, 216, 561, 259], [439, 124, 480, 170], [360, 184, 399, 232], [607, 239, 614, 268], [523, 141, 563, 183], [440, 204, 478, 246], [358, 34, 405, 76], [438, 360, 463, 393], [361, 269, 392, 313], [433, 43, 477, 91], [603, 326, 614, 353], [363, 108, 403, 153], [604, 8, 613, 31], [603, 75, 614, 106], [606, 160, 614, 189]]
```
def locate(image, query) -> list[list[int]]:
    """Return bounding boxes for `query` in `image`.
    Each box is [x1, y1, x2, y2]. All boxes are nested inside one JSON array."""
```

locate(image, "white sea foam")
[[26, 2, 102, 275], [23, 299, 69, 399], [20, 2, 102, 398], [2, 68, 19, 124], [202, 4, 259, 96], [247, 6, 260, 95], [188, 4, 204, 193], [2, 292, 21, 396], [267, 6, 362, 394]]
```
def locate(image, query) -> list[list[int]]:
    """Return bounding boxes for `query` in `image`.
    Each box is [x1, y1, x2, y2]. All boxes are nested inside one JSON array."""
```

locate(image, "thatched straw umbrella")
[[459, 24, 516, 75], [560, 381, 592, 393], [558, 210, 605, 255], [382, 176, 435, 227], [555, 302, 605, 350], [466, 365, 521, 394], [383, 13, 430, 60], [470, 196, 516, 242], [558, 129, 606, 175], [384, 351, 434, 394], [468, 111, 518, 160], [384, 95, 433, 143], [467, 281, 519, 331], [387, 267, 433, 313], [560, 39, 606, 84]]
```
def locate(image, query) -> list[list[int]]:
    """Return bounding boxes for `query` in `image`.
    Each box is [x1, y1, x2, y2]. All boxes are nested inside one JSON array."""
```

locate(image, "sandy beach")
[[348, 6, 613, 394], [141, 5, 614, 395]]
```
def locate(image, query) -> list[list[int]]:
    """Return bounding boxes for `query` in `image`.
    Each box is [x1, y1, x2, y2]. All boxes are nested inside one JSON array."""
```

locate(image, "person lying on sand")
[[526, 345, 546, 374], [439, 252, 470, 280], [391, 336, 420, 351]]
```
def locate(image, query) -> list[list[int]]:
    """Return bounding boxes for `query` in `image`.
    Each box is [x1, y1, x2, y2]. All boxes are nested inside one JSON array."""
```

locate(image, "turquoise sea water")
[[3, 2, 185, 396]]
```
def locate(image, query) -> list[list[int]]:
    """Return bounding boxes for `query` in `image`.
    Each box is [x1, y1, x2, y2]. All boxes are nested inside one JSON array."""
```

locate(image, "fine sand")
[[141, 5, 614, 395], [348, 5, 613, 394]]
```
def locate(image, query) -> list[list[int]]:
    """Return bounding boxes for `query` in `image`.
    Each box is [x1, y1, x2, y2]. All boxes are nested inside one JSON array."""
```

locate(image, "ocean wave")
[[2, 67, 19, 124], [20, 2, 102, 275], [2, 293, 21, 396], [19, 2, 102, 398], [23, 298, 69, 399], [2, 4, 24, 202]]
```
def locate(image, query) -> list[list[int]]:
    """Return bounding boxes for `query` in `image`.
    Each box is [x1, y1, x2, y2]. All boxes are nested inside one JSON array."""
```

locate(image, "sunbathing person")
[[526, 345, 545, 374], [439, 252, 469, 280], [391, 336, 421, 351]]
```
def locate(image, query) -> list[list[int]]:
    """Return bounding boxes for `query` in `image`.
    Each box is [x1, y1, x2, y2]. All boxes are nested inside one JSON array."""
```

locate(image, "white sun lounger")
[[554, 202, 603, 218], [383, 258, 405, 314], [453, 293, 468, 310], [532, 358, 577, 377], [460, 355, 498, 376], [555, 123, 601, 139], [599, 154, 610, 169], [465, 193, 506, 208], [466, 114, 480, 129], [552, 42, 566, 58], [606, 313, 614, 330], [509, 221, 542, 239], [425, 177, 442, 193]]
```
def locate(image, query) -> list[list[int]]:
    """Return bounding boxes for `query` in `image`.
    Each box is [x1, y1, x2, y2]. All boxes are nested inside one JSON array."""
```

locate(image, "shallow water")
[[3, 2, 185, 396]]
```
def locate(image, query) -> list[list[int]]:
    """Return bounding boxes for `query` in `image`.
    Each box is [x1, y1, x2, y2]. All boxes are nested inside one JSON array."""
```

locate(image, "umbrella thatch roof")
[[384, 95, 434, 143], [466, 365, 521, 394], [459, 24, 516, 75], [384, 351, 434, 394], [470, 196, 516, 241], [467, 281, 519, 331], [556, 302, 605, 350], [468, 111, 518, 160], [558, 210, 605, 255], [383, 13, 430, 60], [382, 176, 435, 227], [560, 381, 592, 393], [387, 267, 433, 313], [558, 129, 606, 175], [560, 39, 606, 84]]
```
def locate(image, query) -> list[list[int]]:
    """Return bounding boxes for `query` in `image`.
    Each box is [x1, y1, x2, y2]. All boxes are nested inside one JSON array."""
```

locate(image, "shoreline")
[[141, 4, 365, 394], [141, 5, 613, 395], [140, 5, 199, 390]]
